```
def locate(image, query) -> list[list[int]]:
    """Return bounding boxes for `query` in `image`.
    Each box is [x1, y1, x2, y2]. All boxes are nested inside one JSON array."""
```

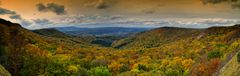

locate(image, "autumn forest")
[[1, 0, 240, 76]]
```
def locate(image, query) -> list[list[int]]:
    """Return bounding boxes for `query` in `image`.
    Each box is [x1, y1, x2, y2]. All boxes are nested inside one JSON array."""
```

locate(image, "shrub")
[[208, 50, 222, 59]]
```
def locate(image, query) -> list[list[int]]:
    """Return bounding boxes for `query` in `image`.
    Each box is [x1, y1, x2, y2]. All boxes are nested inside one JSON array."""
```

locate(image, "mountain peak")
[[0, 18, 12, 24], [0, 18, 21, 28]]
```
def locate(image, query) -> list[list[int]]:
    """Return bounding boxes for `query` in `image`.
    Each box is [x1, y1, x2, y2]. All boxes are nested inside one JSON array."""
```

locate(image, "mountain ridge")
[[113, 24, 240, 49]]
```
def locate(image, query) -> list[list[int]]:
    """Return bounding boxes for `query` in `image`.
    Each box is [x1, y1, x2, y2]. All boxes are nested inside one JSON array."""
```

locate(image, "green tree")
[[208, 50, 222, 59], [90, 66, 111, 76], [45, 60, 69, 76]]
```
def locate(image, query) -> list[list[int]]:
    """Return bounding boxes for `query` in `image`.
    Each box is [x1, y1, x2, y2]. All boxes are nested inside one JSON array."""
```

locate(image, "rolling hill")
[[32, 28, 122, 47], [112, 27, 202, 48], [32, 28, 70, 38]]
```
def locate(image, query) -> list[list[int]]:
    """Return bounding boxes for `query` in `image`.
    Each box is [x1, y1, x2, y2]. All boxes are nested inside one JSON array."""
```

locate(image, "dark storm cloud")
[[0, 7, 16, 15], [201, 0, 227, 4], [33, 19, 52, 25], [201, 0, 239, 4], [0, 7, 22, 19], [36, 3, 67, 15], [232, 3, 240, 8], [201, 0, 240, 8], [0, 7, 22, 20], [96, 3, 108, 9]]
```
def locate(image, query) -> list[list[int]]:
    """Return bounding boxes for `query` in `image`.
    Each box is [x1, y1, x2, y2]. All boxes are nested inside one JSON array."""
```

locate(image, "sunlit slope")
[[112, 27, 201, 49], [219, 51, 240, 76], [0, 65, 11, 76]]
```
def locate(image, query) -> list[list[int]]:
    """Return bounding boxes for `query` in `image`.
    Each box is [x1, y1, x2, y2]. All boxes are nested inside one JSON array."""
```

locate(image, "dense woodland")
[[1, 18, 240, 76]]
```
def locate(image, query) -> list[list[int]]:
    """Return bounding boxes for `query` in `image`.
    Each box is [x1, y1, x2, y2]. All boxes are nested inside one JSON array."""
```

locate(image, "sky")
[[0, 0, 240, 29]]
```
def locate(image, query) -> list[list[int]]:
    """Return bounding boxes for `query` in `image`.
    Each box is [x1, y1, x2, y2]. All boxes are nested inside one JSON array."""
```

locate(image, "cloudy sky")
[[0, 0, 240, 29]]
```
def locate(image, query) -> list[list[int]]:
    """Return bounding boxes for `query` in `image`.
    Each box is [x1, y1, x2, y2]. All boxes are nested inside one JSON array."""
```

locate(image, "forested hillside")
[[1, 18, 240, 76]]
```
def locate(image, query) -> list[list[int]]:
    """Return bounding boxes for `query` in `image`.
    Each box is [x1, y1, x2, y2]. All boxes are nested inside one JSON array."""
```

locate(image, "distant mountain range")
[[56, 27, 152, 37]]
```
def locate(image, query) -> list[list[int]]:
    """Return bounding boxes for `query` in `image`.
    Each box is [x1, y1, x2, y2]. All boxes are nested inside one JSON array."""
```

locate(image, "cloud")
[[52, 15, 123, 25], [36, 3, 67, 15], [0, 7, 32, 26], [95, 0, 107, 9], [201, 0, 229, 4], [20, 20, 32, 26], [22, 13, 240, 29], [9, 14, 22, 19], [232, 3, 240, 8], [0, 7, 16, 15], [102, 18, 240, 28], [0, 7, 22, 20], [84, 0, 116, 9], [201, 0, 240, 8], [201, 0, 239, 4], [33, 19, 52, 25], [142, 8, 156, 14]]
